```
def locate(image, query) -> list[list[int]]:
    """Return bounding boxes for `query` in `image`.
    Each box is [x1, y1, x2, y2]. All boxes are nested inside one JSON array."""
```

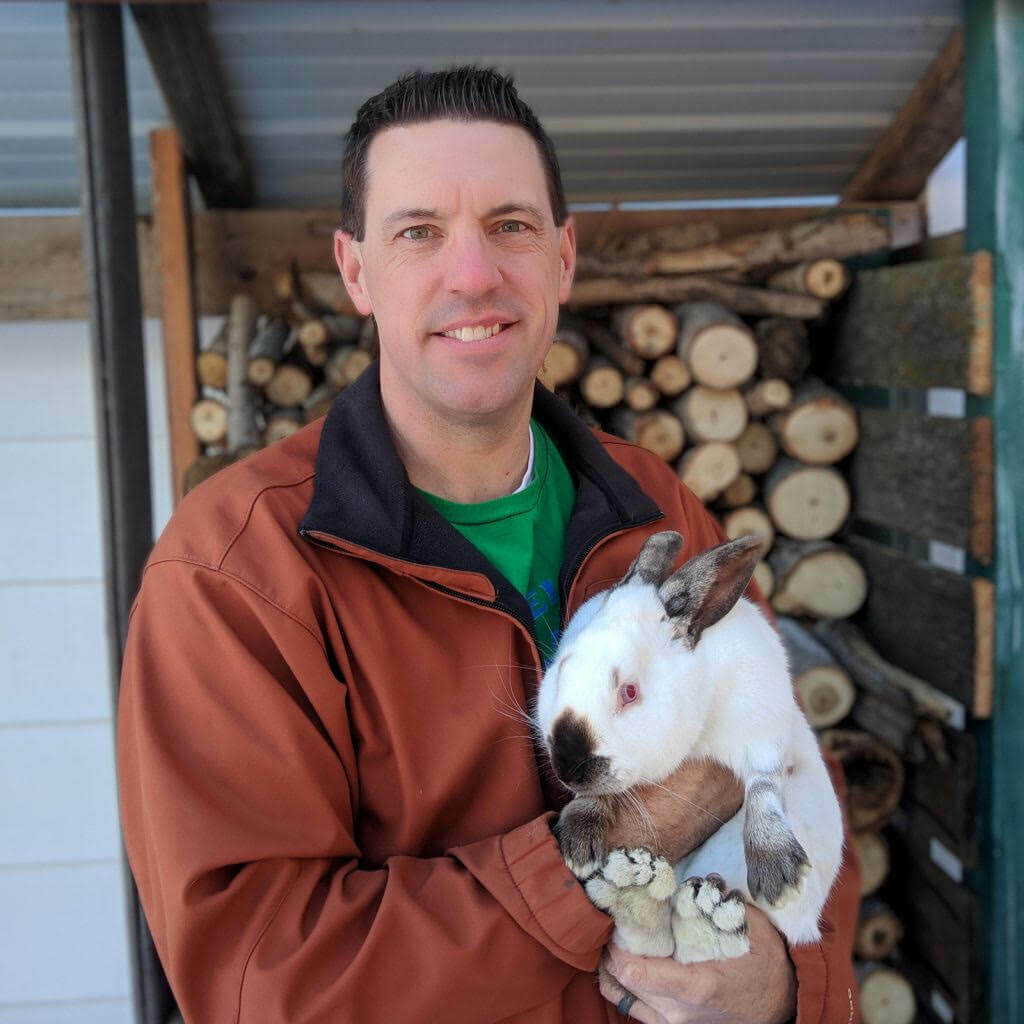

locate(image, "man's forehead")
[[363, 119, 553, 224]]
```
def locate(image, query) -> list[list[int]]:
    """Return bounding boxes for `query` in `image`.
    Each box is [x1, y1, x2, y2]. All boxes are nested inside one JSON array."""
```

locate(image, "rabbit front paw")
[[585, 847, 676, 957], [671, 874, 750, 963], [554, 797, 608, 877]]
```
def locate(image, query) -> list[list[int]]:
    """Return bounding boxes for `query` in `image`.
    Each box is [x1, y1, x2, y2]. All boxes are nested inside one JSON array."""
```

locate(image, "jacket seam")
[[233, 859, 303, 1024], [217, 471, 317, 569], [143, 556, 328, 656]]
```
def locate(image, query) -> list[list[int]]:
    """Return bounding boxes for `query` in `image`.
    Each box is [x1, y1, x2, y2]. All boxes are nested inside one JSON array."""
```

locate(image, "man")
[[118, 67, 859, 1022]]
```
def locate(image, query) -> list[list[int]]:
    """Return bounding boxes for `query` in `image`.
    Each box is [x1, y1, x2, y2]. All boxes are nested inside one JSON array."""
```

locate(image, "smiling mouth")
[[435, 322, 515, 342]]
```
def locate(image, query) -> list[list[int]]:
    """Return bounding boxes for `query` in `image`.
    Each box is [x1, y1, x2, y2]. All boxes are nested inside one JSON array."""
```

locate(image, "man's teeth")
[[441, 322, 506, 341]]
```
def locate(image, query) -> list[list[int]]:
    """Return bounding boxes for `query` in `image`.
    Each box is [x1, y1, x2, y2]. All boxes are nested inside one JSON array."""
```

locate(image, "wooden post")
[[151, 128, 199, 504], [965, 2, 1024, 1020]]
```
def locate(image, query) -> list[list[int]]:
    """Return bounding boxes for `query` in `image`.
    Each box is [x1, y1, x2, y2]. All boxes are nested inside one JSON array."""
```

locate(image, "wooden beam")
[[151, 128, 199, 504], [842, 28, 964, 201], [130, 3, 252, 208], [0, 202, 924, 322]]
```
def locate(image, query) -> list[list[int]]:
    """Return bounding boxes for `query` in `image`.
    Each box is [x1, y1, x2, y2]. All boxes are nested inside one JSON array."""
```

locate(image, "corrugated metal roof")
[[0, 1, 960, 211]]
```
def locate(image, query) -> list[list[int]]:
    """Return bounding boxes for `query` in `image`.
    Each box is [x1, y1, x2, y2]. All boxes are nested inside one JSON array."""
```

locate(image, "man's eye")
[[401, 225, 434, 241], [498, 221, 527, 233]]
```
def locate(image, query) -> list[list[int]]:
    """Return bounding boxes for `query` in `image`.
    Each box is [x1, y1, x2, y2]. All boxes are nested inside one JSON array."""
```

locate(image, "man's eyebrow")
[[486, 202, 547, 223], [382, 207, 442, 230]]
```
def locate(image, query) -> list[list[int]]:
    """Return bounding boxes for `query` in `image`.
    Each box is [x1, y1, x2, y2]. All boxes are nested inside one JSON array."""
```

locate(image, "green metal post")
[[964, 1, 1024, 1021]]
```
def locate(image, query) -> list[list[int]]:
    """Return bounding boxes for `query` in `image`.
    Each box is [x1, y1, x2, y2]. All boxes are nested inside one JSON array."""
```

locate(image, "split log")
[[772, 379, 859, 465], [857, 963, 916, 1024], [580, 358, 625, 409], [304, 382, 340, 422], [854, 831, 891, 897], [820, 729, 905, 832], [599, 221, 720, 261], [649, 354, 692, 396], [188, 395, 228, 444], [196, 321, 228, 389], [568, 275, 825, 319], [754, 317, 811, 383], [672, 386, 748, 444], [623, 376, 661, 412], [265, 362, 314, 408], [849, 689, 919, 758], [325, 345, 373, 391], [296, 319, 333, 366], [813, 619, 966, 729], [776, 616, 855, 729], [583, 322, 647, 377], [543, 326, 590, 387], [247, 319, 291, 388], [225, 294, 261, 453], [767, 258, 850, 299], [764, 459, 850, 541], [718, 472, 758, 509], [610, 409, 686, 462], [574, 252, 650, 279], [753, 561, 774, 600], [613, 304, 679, 359], [722, 505, 774, 551], [677, 442, 741, 502], [734, 421, 779, 474], [264, 408, 305, 445], [855, 899, 904, 960], [675, 302, 758, 389], [644, 212, 889, 277], [769, 539, 867, 619], [744, 378, 792, 418]]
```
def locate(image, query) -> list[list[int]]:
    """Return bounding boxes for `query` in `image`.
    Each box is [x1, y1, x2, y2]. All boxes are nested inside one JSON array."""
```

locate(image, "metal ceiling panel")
[[0, 0, 960, 210]]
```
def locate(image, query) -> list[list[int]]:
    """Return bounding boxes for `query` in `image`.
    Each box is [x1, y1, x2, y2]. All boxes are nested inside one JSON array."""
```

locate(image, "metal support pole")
[[964, 1, 1024, 1021], [67, 5, 172, 1023]]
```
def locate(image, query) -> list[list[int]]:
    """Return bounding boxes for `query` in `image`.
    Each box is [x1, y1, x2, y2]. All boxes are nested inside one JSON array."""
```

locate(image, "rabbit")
[[534, 530, 844, 963]]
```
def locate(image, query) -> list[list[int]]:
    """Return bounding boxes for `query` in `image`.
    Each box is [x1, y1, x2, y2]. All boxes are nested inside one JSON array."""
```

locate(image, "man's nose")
[[443, 230, 504, 296]]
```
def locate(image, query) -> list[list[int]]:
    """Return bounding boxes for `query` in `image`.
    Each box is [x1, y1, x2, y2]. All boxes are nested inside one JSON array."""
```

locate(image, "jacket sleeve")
[[117, 559, 612, 1023], [679, 484, 862, 1024]]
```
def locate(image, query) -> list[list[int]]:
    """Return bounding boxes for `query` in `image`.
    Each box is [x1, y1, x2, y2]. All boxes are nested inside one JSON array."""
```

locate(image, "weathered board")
[[847, 536, 993, 715], [849, 409, 994, 563], [829, 253, 993, 395]]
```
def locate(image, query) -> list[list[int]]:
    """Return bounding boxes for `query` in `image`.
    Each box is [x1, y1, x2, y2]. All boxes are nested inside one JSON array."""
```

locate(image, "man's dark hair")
[[340, 66, 568, 239]]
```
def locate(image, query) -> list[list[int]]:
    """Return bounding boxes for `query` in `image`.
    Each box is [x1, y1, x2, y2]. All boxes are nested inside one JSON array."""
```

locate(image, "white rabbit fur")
[[535, 534, 844, 952]]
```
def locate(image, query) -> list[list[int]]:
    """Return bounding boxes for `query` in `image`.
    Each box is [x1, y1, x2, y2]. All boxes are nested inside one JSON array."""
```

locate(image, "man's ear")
[[658, 535, 764, 648], [557, 215, 577, 304], [334, 229, 374, 317]]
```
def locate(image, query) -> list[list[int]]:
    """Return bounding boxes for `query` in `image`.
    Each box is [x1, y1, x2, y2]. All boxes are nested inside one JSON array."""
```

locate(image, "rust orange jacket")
[[118, 368, 860, 1023]]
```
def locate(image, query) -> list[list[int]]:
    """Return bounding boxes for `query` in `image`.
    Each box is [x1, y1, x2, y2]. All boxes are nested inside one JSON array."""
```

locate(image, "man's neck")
[[382, 387, 534, 505]]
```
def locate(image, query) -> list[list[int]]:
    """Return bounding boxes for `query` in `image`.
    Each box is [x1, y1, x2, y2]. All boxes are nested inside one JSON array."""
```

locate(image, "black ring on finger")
[[617, 991, 638, 1018]]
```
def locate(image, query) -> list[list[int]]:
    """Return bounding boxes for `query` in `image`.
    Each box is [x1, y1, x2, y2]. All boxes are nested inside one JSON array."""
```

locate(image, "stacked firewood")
[[184, 267, 375, 492], [559, 213, 963, 1024]]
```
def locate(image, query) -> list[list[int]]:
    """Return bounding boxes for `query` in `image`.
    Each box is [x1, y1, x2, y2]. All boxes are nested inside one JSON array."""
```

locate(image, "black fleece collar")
[[300, 362, 662, 619]]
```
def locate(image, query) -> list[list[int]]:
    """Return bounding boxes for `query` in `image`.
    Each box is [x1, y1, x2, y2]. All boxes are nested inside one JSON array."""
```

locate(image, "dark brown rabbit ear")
[[657, 534, 764, 647], [618, 531, 683, 588]]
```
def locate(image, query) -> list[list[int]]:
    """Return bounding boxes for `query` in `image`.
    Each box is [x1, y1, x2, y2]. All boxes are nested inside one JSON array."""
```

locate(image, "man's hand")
[[598, 905, 797, 1024], [606, 759, 745, 863]]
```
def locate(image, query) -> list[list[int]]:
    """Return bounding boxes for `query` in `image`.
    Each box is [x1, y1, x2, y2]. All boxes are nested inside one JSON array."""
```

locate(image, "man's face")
[[334, 119, 576, 424]]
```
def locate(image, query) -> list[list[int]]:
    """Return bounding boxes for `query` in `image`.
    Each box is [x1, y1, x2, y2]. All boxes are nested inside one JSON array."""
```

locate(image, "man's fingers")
[[606, 944, 710, 1003], [598, 963, 668, 1024]]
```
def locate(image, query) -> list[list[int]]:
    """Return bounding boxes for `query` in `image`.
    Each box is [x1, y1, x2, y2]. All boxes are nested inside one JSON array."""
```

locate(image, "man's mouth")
[[435, 322, 515, 342]]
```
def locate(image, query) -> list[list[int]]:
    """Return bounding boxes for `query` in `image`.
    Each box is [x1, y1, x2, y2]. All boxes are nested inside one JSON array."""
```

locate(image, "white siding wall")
[[0, 318, 174, 1023]]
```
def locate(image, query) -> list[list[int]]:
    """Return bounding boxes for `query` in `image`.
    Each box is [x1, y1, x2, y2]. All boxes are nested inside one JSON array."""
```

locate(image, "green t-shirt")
[[418, 420, 576, 664]]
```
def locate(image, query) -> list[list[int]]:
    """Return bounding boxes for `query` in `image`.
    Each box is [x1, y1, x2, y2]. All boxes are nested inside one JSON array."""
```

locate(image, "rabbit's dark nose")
[[550, 711, 610, 789]]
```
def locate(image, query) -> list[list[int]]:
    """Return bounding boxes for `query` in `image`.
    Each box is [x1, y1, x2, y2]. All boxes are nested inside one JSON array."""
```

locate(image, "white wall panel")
[[0, 722, 121, 864]]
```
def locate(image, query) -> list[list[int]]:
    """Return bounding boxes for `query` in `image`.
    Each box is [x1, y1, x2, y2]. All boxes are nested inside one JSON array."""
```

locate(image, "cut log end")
[[853, 831, 891, 897], [820, 729, 904, 832], [677, 442, 741, 502], [855, 902, 904, 960], [858, 965, 916, 1024]]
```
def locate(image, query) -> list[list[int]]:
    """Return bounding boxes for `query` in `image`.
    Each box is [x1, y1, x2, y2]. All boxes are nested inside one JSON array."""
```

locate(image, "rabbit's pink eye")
[[620, 683, 639, 705]]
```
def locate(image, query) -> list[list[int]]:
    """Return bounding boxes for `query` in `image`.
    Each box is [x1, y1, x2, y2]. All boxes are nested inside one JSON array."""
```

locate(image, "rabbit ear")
[[657, 534, 764, 647], [619, 531, 683, 587]]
